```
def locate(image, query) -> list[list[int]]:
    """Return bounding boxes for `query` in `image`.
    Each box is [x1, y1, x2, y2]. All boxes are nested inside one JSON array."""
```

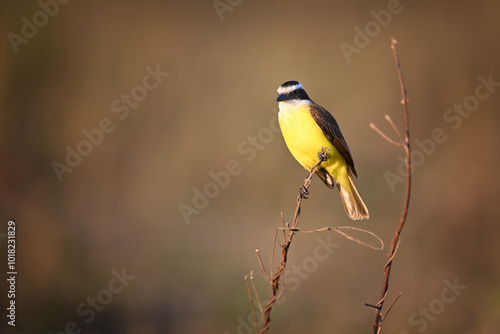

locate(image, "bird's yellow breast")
[[278, 101, 350, 190]]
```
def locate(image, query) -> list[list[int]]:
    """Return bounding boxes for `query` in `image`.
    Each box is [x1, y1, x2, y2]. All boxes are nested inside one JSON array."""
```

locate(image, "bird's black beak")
[[276, 94, 289, 102]]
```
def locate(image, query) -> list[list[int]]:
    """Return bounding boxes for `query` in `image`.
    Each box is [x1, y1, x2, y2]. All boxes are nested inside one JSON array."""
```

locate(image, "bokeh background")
[[1, 0, 500, 333]]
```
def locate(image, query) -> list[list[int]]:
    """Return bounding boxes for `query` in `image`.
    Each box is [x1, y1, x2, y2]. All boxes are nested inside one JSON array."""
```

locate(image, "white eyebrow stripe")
[[277, 83, 304, 95]]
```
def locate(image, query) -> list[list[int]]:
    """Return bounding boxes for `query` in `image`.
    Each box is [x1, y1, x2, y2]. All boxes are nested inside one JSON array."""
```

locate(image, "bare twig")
[[381, 293, 402, 324], [250, 271, 265, 321], [369, 38, 412, 334], [281, 226, 384, 251], [385, 115, 404, 143], [369, 122, 403, 147], [332, 226, 384, 251], [255, 249, 271, 284], [257, 147, 330, 334], [244, 273, 259, 334]]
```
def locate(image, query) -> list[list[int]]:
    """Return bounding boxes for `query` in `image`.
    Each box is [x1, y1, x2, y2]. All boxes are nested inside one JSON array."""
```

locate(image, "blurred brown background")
[[1, 0, 500, 333]]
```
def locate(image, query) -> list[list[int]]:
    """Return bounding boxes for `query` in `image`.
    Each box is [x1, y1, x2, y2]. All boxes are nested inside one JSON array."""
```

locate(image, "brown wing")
[[315, 168, 334, 189], [309, 103, 358, 178]]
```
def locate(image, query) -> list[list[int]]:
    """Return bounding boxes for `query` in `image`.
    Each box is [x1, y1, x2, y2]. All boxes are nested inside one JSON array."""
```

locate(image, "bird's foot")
[[318, 147, 330, 162], [299, 185, 309, 199]]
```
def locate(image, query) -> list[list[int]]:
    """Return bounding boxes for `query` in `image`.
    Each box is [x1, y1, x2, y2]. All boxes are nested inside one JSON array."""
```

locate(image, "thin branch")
[[381, 293, 402, 324], [281, 226, 384, 251], [255, 250, 271, 284], [385, 114, 403, 143], [257, 148, 330, 334], [369, 38, 412, 334], [384, 240, 401, 271], [332, 227, 384, 251], [369, 122, 403, 147], [250, 271, 265, 321], [244, 273, 259, 334]]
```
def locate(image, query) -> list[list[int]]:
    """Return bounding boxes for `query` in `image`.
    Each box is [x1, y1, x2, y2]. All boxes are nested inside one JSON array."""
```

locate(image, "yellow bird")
[[277, 80, 369, 220]]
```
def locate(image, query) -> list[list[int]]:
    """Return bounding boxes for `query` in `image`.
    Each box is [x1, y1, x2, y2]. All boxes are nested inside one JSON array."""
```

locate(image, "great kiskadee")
[[276, 80, 369, 220]]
